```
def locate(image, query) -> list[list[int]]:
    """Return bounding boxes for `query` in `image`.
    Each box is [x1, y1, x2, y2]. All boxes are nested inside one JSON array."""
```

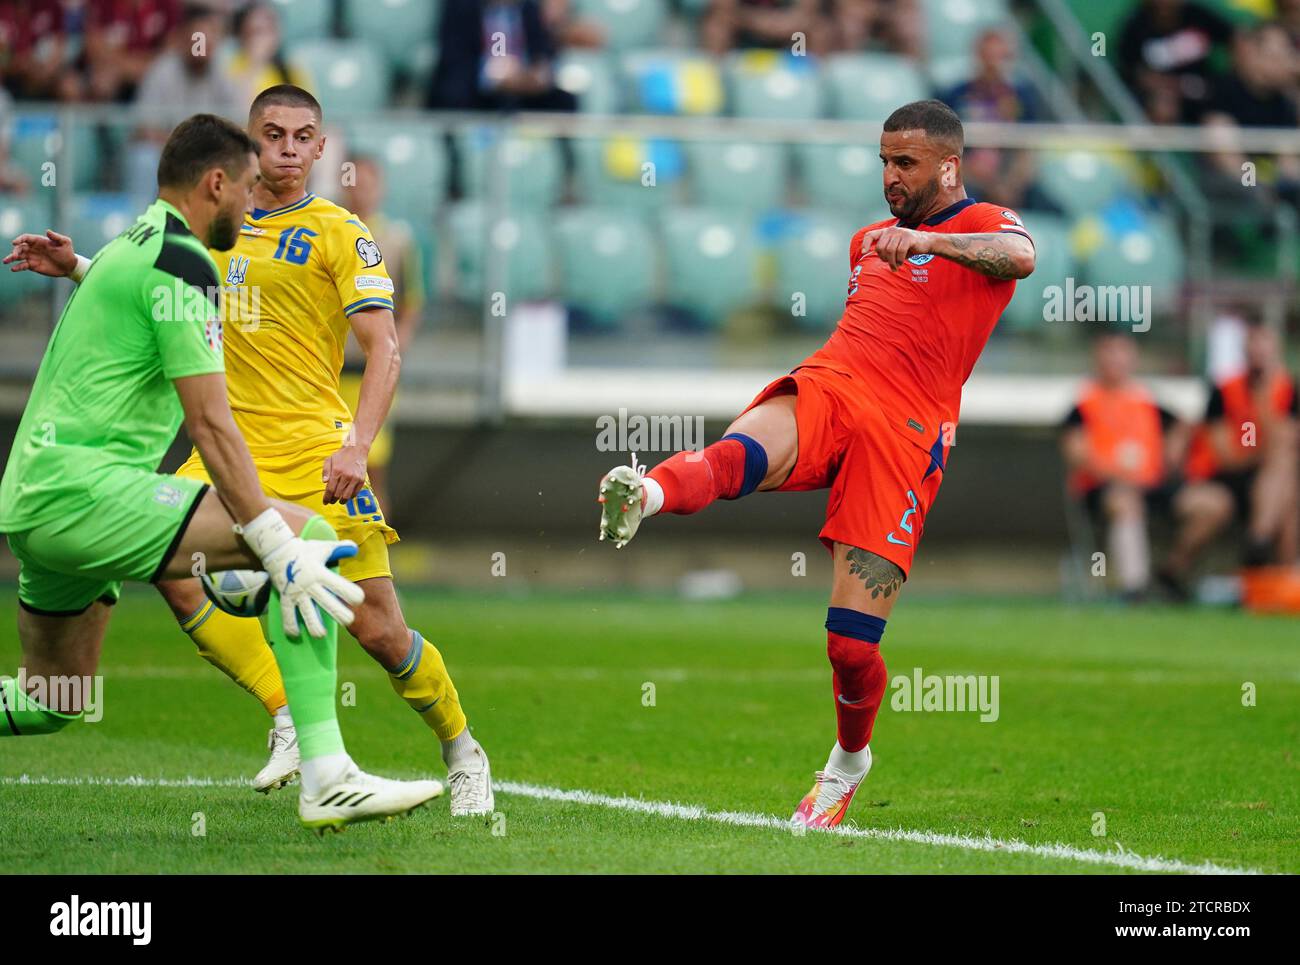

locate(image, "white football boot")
[[299, 765, 444, 834], [252, 722, 300, 793], [598, 457, 647, 548], [447, 740, 495, 817]]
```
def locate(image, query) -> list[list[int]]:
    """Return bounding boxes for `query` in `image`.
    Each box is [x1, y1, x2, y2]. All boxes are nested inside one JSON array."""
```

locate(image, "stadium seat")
[[824, 54, 928, 122], [571, 0, 666, 51], [346, 121, 447, 226], [725, 50, 825, 120], [658, 206, 760, 326], [0, 194, 55, 299], [68, 193, 136, 260], [455, 127, 564, 210], [1036, 150, 1142, 215], [774, 210, 859, 331], [794, 141, 890, 219], [621, 49, 724, 116], [553, 207, 656, 325], [571, 134, 685, 209], [288, 39, 392, 116], [1000, 211, 1073, 332], [922, 0, 1011, 61], [269, 0, 333, 38], [684, 140, 788, 210], [444, 202, 553, 304], [342, 0, 439, 76], [556, 50, 621, 113], [1083, 212, 1184, 303]]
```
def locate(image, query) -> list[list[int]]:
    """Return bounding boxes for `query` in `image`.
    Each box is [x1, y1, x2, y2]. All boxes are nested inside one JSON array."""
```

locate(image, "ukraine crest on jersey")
[[210, 193, 396, 456]]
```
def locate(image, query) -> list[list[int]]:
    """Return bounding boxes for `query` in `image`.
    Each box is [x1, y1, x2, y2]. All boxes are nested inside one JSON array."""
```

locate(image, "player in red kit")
[[596, 100, 1036, 829]]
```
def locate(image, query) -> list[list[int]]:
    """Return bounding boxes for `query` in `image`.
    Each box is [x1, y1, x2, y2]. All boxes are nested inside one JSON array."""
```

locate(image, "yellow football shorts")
[[174, 447, 398, 582]]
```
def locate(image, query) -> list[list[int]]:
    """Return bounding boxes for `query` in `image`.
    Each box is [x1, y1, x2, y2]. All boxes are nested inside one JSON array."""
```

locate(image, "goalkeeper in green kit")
[[0, 114, 441, 832]]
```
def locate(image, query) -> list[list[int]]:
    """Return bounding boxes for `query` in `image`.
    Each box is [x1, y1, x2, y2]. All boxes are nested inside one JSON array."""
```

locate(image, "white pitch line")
[[0, 774, 1261, 875]]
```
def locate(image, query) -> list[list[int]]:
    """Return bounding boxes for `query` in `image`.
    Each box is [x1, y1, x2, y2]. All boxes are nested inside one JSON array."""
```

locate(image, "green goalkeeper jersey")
[[0, 199, 225, 533]]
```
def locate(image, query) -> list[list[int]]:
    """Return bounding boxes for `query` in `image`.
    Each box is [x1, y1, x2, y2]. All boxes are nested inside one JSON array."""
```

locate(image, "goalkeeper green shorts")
[[6, 468, 208, 616]]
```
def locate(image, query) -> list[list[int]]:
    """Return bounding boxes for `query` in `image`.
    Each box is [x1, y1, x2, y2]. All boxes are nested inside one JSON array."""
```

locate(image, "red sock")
[[827, 631, 888, 752], [647, 439, 747, 515]]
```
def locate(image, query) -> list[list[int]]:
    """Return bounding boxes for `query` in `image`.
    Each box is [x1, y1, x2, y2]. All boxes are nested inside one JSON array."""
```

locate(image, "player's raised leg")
[[343, 573, 494, 816], [791, 543, 901, 830], [598, 392, 800, 546], [0, 600, 113, 736]]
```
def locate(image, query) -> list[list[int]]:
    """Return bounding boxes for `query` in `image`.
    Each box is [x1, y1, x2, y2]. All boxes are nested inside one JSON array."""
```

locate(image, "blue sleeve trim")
[[344, 296, 395, 316]]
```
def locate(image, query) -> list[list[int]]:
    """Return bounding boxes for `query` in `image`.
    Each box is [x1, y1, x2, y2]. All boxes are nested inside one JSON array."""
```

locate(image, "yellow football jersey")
[[212, 192, 395, 457]]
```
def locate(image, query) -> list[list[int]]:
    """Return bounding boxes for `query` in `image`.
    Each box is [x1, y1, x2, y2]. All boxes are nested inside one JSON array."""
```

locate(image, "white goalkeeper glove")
[[237, 509, 365, 638]]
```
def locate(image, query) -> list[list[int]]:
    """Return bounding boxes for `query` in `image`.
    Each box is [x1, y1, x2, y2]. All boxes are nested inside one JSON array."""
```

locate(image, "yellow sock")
[[387, 630, 468, 741], [181, 601, 287, 717]]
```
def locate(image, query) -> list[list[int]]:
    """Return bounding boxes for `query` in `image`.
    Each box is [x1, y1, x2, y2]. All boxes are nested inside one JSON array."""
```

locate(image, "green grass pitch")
[[1, 586, 1296, 874]]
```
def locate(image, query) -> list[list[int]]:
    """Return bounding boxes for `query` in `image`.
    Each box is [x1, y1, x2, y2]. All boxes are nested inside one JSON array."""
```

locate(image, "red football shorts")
[[742, 363, 946, 578]]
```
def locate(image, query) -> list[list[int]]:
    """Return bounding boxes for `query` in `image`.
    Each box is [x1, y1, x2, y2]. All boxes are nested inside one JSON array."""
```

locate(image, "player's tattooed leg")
[[845, 548, 904, 600]]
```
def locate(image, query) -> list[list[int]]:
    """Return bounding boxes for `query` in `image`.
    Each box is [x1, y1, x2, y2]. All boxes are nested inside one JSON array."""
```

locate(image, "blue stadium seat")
[[69, 193, 137, 260], [571, 0, 666, 50], [572, 135, 685, 210], [556, 50, 621, 113], [1000, 211, 1073, 332], [1083, 212, 1184, 304], [268, 0, 333, 39], [288, 39, 391, 116], [445, 202, 553, 304], [685, 140, 788, 210], [726, 50, 825, 120], [922, 0, 1011, 60], [553, 207, 656, 325], [621, 49, 724, 116], [455, 127, 564, 210], [1036, 150, 1142, 215], [658, 206, 759, 326], [824, 54, 928, 122]]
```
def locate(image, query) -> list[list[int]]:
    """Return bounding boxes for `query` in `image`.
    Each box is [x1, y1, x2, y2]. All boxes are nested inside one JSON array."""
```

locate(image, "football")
[[199, 568, 271, 618]]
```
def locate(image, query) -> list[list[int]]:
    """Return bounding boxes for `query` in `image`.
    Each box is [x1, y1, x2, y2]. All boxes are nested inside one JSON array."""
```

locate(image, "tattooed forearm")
[[933, 233, 1031, 280], [845, 548, 904, 600]]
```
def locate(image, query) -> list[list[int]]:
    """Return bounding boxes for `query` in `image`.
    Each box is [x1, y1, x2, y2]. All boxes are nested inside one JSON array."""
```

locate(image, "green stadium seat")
[[794, 142, 890, 218], [445, 202, 553, 304], [572, 0, 665, 51], [1000, 212, 1073, 332], [268, 0, 332, 39], [824, 54, 928, 122], [922, 0, 1011, 60], [288, 39, 391, 116], [69, 193, 136, 260], [658, 206, 759, 326], [684, 140, 788, 210], [1083, 213, 1184, 304], [556, 50, 621, 113], [346, 121, 446, 225], [342, 0, 438, 76], [622, 49, 724, 115], [571, 135, 685, 210], [775, 210, 859, 331], [726, 50, 825, 120], [0, 194, 55, 299], [1036, 150, 1141, 215], [553, 207, 656, 325], [455, 127, 564, 210]]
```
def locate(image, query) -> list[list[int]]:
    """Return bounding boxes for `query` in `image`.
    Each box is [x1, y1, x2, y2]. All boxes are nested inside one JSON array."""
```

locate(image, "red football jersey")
[[807, 198, 1031, 448]]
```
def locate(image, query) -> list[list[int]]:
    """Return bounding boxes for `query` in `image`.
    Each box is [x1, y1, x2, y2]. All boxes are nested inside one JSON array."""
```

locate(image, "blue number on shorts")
[[273, 226, 317, 265], [344, 488, 381, 519]]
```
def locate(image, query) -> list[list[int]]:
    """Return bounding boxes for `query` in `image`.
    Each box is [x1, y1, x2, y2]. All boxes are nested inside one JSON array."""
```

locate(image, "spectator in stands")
[[701, 0, 834, 57], [1117, 0, 1233, 124], [939, 26, 1059, 213], [1200, 22, 1300, 209], [1278, 0, 1300, 53], [79, 0, 183, 102], [429, 0, 577, 111], [1164, 321, 1300, 588], [0, 0, 71, 100], [340, 154, 427, 517], [127, 5, 239, 206], [829, 0, 922, 58], [225, 1, 312, 106], [1061, 331, 1188, 601]]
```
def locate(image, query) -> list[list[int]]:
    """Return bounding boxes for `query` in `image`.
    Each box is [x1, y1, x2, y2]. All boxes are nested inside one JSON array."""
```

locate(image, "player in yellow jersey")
[[19, 86, 493, 815]]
